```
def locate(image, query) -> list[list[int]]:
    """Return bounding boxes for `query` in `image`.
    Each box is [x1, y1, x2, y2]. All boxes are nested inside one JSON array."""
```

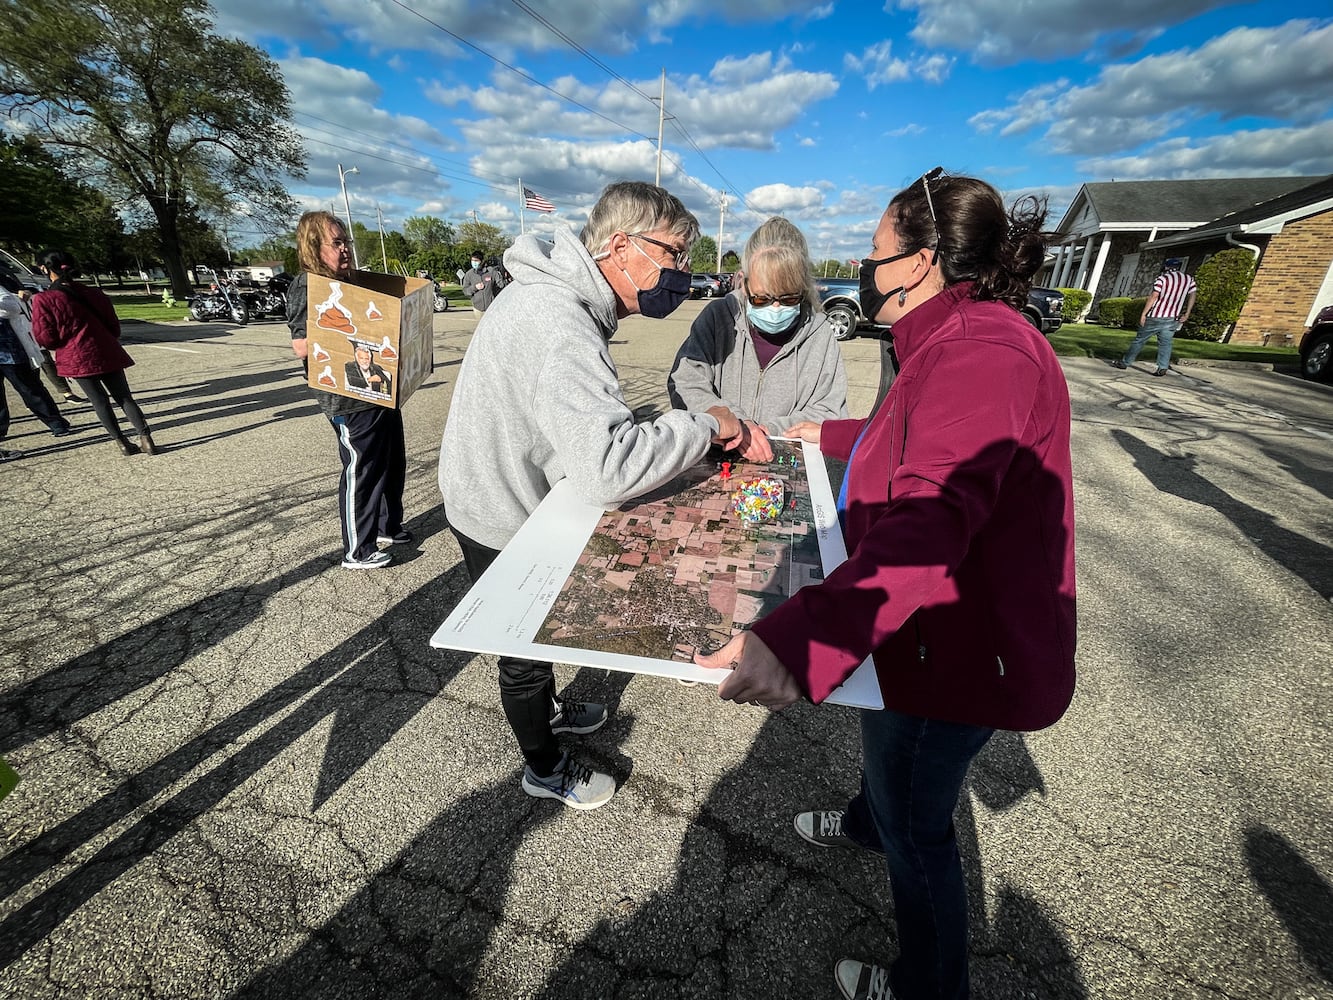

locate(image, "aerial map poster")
[[430, 439, 883, 710]]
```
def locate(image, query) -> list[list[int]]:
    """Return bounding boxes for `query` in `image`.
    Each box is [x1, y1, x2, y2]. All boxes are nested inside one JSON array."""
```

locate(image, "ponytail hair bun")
[[38, 249, 82, 281]]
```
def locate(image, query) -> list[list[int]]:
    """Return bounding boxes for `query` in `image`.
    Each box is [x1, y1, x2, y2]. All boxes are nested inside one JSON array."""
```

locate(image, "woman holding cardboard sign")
[[287, 210, 409, 571]]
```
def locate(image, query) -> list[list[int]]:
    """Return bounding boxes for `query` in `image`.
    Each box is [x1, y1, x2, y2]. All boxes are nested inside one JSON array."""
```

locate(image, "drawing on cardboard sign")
[[534, 439, 823, 663]]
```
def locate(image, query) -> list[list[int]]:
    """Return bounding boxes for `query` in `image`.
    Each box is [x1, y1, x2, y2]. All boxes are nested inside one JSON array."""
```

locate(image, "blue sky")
[[217, 0, 1333, 263]]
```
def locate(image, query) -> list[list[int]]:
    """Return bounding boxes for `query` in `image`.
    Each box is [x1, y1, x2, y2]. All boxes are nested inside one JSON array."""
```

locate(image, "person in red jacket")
[[30, 250, 157, 456], [697, 169, 1076, 1000]]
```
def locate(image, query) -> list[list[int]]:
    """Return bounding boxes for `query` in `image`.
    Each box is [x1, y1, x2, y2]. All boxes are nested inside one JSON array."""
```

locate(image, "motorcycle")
[[188, 278, 249, 325], [241, 273, 290, 320], [432, 280, 450, 313]]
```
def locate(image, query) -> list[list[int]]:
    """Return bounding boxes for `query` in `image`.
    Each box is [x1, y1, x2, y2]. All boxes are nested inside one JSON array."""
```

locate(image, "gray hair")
[[741, 217, 817, 306], [581, 181, 701, 257]]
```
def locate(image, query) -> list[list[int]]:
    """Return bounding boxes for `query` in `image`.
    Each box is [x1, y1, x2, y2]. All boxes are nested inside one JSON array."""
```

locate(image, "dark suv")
[[1299, 304, 1333, 382], [817, 277, 1064, 340]]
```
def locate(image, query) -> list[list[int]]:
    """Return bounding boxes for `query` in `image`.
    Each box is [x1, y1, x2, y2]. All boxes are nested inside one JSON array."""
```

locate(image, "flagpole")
[[518, 178, 526, 236]]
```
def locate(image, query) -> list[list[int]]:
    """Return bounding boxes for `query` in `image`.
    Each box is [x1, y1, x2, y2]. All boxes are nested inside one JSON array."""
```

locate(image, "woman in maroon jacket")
[[31, 251, 157, 456], [698, 170, 1075, 1000]]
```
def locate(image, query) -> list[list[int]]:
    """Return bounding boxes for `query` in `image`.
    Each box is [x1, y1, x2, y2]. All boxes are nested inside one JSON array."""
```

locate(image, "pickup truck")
[[817, 277, 1064, 340]]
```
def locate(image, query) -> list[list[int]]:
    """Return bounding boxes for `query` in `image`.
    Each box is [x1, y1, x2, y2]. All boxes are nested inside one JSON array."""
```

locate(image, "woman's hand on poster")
[[695, 631, 802, 710], [782, 420, 821, 444]]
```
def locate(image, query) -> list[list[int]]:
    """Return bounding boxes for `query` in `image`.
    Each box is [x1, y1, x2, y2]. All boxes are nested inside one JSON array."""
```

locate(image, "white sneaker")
[[341, 551, 392, 570], [834, 958, 894, 1000], [521, 753, 615, 810]]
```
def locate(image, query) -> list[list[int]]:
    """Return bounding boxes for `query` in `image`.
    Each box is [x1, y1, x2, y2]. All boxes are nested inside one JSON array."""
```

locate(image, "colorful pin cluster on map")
[[730, 477, 785, 524]]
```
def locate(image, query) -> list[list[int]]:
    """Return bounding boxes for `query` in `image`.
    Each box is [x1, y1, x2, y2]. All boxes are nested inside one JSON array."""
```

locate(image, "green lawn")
[[1049, 322, 1300, 366]]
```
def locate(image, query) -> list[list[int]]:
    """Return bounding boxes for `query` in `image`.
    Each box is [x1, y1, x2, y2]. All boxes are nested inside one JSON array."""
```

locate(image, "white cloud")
[[745, 183, 826, 213], [970, 20, 1333, 156], [799, 137, 817, 147], [885, 124, 926, 138], [844, 40, 956, 87], [897, 0, 1249, 65], [1077, 120, 1333, 178]]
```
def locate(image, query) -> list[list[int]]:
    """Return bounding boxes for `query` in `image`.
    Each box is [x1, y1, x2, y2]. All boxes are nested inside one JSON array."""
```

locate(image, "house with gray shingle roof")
[[1140, 175, 1333, 345], [1042, 177, 1326, 334]]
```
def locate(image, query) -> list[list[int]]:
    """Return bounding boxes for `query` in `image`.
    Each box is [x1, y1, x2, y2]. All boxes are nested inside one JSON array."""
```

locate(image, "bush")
[[1126, 297, 1148, 330], [1058, 287, 1091, 321], [1096, 297, 1130, 328], [1183, 248, 1255, 342]]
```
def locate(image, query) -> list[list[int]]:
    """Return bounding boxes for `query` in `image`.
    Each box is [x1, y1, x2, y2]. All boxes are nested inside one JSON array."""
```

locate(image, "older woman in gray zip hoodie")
[[668, 217, 848, 462], [439, 181, 741, 812]]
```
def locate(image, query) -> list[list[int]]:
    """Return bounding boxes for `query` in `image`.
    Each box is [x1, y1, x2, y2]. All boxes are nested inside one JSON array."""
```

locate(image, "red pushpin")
[[720, 461, 732, 480]]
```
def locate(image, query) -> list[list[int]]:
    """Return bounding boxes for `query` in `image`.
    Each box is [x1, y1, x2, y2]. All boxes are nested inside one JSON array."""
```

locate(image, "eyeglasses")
[[325, 239, 350, 250], [744, 282, 804, 308], [860, 166, 945, 274], [629, 233, 690, 269]]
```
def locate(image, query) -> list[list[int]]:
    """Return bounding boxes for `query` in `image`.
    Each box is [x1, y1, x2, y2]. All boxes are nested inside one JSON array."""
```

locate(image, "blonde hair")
[[296, 211, 347, 277], [581, 181, 700, 257], [742, 217, 817, 306]]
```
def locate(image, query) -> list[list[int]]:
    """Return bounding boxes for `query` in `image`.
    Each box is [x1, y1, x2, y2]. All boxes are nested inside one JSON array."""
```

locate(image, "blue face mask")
[[746, 302, 800, 335]]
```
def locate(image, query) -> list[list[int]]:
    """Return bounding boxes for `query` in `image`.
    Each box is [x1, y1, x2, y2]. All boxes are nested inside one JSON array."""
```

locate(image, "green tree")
[[689, 235, 718, 273], [402, 215, 455, 252], [0, 0, 306, 298], [457, 220, 510, 263]]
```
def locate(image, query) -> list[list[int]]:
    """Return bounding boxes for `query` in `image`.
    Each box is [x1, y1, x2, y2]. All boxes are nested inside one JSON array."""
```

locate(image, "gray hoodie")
[[667, 291, 848, 435], [439, 227, 720, 550]]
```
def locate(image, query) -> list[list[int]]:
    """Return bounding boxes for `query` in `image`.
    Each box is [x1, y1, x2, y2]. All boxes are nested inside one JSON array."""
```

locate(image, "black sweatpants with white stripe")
[[329, 407, 406, 561]]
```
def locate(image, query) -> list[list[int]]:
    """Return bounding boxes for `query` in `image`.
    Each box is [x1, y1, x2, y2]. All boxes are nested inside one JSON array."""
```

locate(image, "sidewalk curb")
[[1175, 358, 1274, 372]]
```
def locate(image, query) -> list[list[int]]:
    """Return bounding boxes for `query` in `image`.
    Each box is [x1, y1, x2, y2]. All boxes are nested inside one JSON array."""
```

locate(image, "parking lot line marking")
[[145, 345, 200, 353]]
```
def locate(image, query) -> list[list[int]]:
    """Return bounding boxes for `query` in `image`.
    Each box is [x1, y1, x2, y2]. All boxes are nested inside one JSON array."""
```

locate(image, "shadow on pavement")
[[1244, 823, 1333, 985], [0, 511, 469, 967], [1113, 430, 1333, 598]]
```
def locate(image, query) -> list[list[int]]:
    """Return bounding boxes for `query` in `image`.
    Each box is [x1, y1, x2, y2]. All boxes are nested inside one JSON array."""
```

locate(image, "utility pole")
[[654, 68, 666, 187], [823, 242, 832, 277], [337, 163, 360, 269], [717, 194, 727, 272], [376, 204, 388, 273]]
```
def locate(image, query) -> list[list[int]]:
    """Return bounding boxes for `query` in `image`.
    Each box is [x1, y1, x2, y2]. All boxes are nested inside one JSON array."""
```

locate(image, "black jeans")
[[73, 370, 149, 440], [843, 709, 994, 1000], [0, 362, 69, 438], [449, 525, 561, 776]]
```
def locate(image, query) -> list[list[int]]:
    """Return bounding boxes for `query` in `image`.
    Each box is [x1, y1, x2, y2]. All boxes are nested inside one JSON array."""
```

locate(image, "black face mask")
[[636, 266, 693, 319], [858, 246, 922, 322]]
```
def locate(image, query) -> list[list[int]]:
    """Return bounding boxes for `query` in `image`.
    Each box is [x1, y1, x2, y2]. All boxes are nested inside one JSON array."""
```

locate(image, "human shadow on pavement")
[[1113, 429, 1333, 598], [0, 551, 472, 967], [1244, 823, 1333, 985], [505, 715, 1085, 999], [234, 707, 637, 1000]]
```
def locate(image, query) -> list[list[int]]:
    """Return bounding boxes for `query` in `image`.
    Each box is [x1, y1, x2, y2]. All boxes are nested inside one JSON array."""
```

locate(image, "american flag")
[[523, 187, 555, 213]]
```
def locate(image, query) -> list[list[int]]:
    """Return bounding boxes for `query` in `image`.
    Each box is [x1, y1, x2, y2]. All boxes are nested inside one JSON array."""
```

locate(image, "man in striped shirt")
[[1114, 257, 1197, 376]]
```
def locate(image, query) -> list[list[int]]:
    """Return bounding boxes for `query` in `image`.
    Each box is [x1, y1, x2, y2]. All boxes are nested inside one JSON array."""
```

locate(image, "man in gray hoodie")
[[439, 181, 742, 811]]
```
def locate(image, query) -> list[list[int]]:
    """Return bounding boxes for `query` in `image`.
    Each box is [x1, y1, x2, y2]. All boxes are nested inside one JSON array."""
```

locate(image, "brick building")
[[1041, 176, 1326, 329], [1141, 176, 1333, 345]]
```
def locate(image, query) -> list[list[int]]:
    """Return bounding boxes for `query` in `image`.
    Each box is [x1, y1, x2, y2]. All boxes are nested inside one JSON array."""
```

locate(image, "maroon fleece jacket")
[[751, 282, 1076, 731], [30, 283, 133, 379]]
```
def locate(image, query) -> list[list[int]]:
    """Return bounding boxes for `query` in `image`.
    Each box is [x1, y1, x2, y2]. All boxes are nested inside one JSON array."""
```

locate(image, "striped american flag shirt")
[[1148, 270, 1197, 318]]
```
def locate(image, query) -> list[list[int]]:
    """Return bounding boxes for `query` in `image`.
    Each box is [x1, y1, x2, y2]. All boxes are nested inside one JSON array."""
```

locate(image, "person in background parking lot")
[[30, 250, 156, 457], [286, 210, 410, 570], [0, 271, 73, 461], [668, 216, 847, 462], [1113, 257, 1196, 376]]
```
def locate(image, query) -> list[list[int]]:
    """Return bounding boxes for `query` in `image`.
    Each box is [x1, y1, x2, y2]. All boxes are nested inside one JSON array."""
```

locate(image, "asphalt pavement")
[[1, 300, 1330, 999]]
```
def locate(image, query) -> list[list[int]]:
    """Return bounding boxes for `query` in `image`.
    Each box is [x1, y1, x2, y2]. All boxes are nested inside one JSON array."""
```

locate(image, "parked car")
[[1025, 287, 1065, 334], [0, 249, 49, 293], [713, 273, 734, 295], [1299, 304, 1333, 382], [815, 277, 887, 341], [690, 273, 722, 298], [816, 277, 1064, 341]]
